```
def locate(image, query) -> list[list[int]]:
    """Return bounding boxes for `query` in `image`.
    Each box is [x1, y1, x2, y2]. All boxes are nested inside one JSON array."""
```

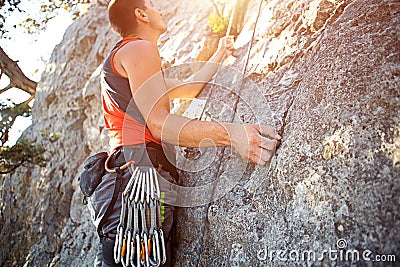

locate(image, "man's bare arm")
[[166, 36, 234, 99], [114, 40, 280, 165]]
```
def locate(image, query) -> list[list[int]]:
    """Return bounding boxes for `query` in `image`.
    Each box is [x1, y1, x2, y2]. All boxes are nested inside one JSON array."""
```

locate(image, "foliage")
[[0, 0, 91, 36], [0, 128, 62, 174], [0, 99, 44, 174], [207, 12, 230, 37], [0, 99, 30, 146], [207, 0, 230, 37], [0, 0, 80, 174], [0, 135, 46, 174]]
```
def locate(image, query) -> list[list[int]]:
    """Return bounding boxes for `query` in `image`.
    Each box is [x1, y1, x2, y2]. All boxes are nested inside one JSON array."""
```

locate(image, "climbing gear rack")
[[113, 166, 166, 267]]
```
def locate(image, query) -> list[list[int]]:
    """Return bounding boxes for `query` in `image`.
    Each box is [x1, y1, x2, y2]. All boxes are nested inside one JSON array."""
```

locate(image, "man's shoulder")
[[115, 39, 162, 71], [119, 39, 160, 58]]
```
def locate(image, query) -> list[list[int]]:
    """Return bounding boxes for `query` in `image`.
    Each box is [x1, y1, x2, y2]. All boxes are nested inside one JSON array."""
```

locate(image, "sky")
[[0, 2, 74, 146]]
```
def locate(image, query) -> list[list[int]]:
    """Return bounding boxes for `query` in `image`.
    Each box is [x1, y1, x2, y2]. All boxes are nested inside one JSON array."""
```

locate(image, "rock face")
[[0, 0, 398, 266]]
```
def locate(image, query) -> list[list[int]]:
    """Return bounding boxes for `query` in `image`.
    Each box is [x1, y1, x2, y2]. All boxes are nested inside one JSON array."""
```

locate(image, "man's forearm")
[[166, 36, 233, 99], [153, 112, 281, 166], [158, 113, 232, 147], [187, 49, 225, 85], [165, 49, 225, 99]]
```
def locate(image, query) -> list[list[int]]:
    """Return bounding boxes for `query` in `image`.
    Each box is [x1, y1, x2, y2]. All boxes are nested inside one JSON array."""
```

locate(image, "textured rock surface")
[[0, 0, 398, 266], [174, 1, 400, 266]]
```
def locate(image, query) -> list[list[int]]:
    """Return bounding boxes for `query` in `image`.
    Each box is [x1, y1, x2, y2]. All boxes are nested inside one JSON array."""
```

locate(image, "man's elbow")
[[147, 118, 163, 141]]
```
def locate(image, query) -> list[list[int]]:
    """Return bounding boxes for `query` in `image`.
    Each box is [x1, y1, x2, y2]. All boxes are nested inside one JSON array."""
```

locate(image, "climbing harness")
[[193, 0, 267, 265], [111, 165, 166, 267]]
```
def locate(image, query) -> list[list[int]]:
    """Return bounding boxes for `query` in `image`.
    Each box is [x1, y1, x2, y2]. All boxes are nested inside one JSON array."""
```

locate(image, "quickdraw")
[[114, 166, 166, 267]]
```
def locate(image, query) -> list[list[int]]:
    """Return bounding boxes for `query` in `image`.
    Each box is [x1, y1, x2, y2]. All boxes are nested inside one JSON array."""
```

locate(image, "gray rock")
[[0, 0, 398, 266]]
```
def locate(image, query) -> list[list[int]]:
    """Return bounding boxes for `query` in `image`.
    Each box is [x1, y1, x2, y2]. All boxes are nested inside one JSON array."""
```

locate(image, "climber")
[[90, 0, 281, 266]]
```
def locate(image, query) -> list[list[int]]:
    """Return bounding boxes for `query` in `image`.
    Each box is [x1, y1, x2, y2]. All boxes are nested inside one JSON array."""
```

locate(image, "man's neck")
[[127, 28, 160, 46]]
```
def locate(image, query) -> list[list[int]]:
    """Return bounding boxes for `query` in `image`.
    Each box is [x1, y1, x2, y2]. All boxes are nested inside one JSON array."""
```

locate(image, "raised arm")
[[166, 36, 234, 99], [114, 40, 280, 165]]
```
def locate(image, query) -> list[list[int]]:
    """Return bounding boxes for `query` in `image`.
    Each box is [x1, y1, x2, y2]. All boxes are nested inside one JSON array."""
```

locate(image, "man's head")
[[108, 0, 166, 38]]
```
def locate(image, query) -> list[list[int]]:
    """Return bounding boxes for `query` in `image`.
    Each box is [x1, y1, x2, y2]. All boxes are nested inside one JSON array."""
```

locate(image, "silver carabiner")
[[123, 229, 132, 267], [113, 231, 120, 264], [129, 168, 139, 202], [151, 168, 161, 200], [134, 172, 144, 203], [131, 233, 141, 267], [123, 201, 134, 267], [142, 232, 150, 267], [140, 170, 146, 203], [123, 167, 139, 197], [149, 168, 155, 200], [159, 229, 167, 265], [129, 169, 141, 203], [114, 225, 124, 264], [146, 170, 150, 204], [151, 230, 161, 267]]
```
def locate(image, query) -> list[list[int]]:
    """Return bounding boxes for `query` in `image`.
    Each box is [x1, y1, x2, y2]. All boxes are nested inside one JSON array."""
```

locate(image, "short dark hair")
[[108, 0, 146, 37]]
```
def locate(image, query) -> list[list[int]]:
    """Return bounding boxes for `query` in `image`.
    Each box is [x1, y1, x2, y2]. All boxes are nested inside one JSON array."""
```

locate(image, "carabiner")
[[123, 229, 132, 267], [150, 230, 161, 266], [158, 229, 167, 265], [149, 168, 155, 200], [114, 225, 124, 264], [134, 172, 144, 203], [131, 233, 141, 267], [113, 231, 120, 264], [141, 232, 150, 267], [129, 169, 141, 203], [123, 167, 139, 197], [140, 170, 146, 204], [151, 168, 161, 200], [143, 171, 150, 203]]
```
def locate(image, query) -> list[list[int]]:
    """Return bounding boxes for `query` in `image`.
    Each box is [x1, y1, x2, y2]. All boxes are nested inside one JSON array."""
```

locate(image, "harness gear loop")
[[105, 147, 134, 173]]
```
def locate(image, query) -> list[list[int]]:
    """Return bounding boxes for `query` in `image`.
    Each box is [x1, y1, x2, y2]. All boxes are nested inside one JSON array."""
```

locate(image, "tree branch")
[[25, 94, 35, 104], [0, 159, 26, 174], [0, 99, 31, 145], [0, 46, 37, 96], [0, 83, 14, 95]]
